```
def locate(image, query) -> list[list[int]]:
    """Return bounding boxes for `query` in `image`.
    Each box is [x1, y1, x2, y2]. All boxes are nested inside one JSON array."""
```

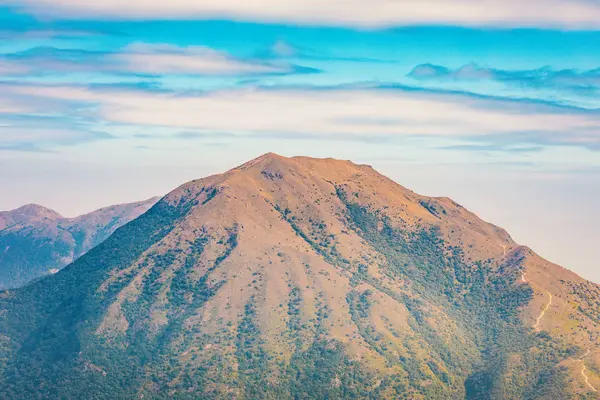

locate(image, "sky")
[[0, 1, 599, 282]]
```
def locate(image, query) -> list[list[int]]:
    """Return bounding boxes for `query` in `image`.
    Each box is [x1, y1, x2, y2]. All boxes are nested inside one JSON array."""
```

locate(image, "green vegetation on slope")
[[336, 187, 576, 399], [0, 199, 192, 399]]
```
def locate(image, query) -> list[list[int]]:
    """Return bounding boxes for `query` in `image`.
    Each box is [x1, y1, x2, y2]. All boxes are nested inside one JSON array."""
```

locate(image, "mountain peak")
[[0, 204, 62, 231], [10, 203, 62, 219], [232, 151, 290, 171], [0, 204, 63, 230], [235, 152, 368, 170]]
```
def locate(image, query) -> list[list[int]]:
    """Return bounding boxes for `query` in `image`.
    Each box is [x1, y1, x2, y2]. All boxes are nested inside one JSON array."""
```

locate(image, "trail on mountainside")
[[524, 277, 596, 392], [518, 272, 552, 332], [533, 291, 552, 332], [579, 350, 598, 392]]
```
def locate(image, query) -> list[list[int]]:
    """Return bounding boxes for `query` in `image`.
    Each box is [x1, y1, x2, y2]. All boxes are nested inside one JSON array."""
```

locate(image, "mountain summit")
[[0, 154, 598, 399], [0, 204, 62, 230]]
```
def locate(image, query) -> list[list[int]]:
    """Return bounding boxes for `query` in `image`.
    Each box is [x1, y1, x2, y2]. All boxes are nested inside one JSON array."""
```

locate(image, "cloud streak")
[[408, 63, 600, 90], [2, 83, 599, 150], [8, 0, 600, 29], [0, 44, 319, 77], [114, 43, 315, 76], [0, 124, 113, 151], [405, 63, 600, 110]]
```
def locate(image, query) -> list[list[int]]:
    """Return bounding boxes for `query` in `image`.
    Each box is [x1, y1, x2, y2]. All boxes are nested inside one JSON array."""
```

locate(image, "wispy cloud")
[[114, 43, 317, 76], [0, 142, 47, 152], [462, 129, 600, 151], [0, 60, 31, 75], [437, 143, 545, 153], [408, 63, 600, 92], [0, 43, 320, 77], [2, 83, 599, 150], [0, 28, 103, 40], [8, 0, 600, 29], [0, 124, 113, 151]]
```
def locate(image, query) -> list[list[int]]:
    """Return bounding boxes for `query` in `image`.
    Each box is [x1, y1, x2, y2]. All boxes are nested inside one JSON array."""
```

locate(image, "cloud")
[[8, 0, 600, 29], [408, 63, 600, 91], [0, 143, 46, 152], [114, 43, 310, 76], [2, 47, 108, 75], [437, 144, 545, 153], [2, 83, 599, 150], [0, 44, 320, 77], [0, 98, 33, 114], [407, 64, 452, 80], [409, 63, 496, 81], [0, 28, 102, 39], [0, 93, 115, 150], [0, 60, 31, 75], [0, 124, 113, 151], [466, 129, 600, 151], [269, 41, 298, 58], [0, 83, 88, 114], [172, 131, 238, 140]]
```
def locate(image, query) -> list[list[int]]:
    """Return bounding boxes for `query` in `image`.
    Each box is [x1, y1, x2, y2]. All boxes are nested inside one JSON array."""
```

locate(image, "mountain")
[[0, 153, 598, 399], [0, 198, 160, 289]]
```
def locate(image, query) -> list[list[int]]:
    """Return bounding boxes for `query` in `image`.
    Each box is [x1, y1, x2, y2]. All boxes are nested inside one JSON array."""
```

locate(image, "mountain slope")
[[0, 153, 598, 399], [0, 197, 159, 289]]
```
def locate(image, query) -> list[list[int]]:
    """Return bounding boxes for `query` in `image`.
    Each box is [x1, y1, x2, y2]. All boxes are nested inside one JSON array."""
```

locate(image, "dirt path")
[[500, 244, 506, 257], [581, 364, 597, 392], [520, 274, 553, 332], [522, 275, 595, 392], [533, 291, 552, 332], [579, 349, 597, 393]]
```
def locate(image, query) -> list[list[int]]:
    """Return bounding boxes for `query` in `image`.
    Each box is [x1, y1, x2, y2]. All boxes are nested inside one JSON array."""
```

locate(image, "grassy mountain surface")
[[0, 198, 159, 289], [0, 153, 597, 399]]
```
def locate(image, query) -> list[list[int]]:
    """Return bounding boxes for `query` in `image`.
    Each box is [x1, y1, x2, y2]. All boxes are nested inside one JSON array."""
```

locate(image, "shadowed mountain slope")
[[0, 153, 597, 399], [0, 197, 159, 289]]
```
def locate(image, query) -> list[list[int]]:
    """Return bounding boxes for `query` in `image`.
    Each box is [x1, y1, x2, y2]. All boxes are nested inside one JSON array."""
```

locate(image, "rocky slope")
[[0, 197, 159, 289], [0, 154, 597, 399]]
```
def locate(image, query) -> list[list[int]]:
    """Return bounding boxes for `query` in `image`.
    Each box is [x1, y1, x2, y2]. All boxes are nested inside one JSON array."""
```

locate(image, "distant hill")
[[0, 154, 597, 399], [0, 197, 159, 289]]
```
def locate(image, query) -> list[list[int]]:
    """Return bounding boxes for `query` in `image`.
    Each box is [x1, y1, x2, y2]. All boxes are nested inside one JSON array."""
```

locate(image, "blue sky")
[[0, 2, 599, 282]]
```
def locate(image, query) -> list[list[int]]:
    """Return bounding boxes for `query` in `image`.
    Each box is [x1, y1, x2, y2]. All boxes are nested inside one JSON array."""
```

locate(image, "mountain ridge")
[[0, 197, 160, 289]]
